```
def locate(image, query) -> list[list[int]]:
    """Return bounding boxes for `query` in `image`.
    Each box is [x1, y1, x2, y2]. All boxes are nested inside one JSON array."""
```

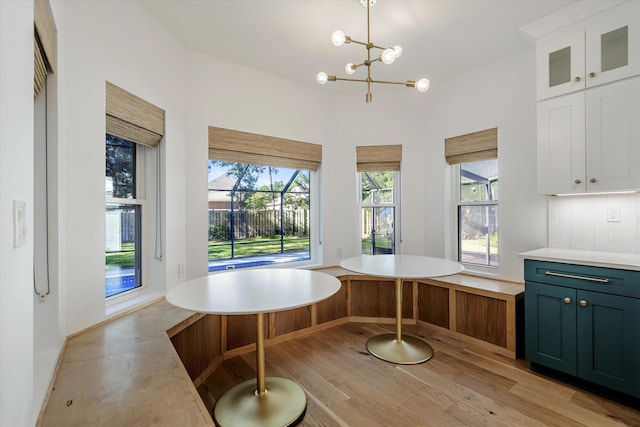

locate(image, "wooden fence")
[[209, 209, 309, 240]]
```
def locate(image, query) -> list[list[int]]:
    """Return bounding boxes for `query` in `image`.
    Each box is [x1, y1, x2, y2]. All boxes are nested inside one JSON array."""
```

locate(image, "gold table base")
[[366, 334, 434, 364], [213, 377, 306, 427]]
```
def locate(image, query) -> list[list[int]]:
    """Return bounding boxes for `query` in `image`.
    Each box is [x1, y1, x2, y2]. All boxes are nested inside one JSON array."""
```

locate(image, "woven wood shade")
[[34, 37, 47, 98], [34, 0, 56, 99], [445, 127, 498, 165], [106, 81, 165, 147], [208, 127, 321, 171], [356, 145, 402, 172]]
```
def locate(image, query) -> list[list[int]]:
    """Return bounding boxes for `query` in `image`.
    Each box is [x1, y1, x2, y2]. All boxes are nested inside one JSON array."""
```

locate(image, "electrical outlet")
[[336, 248, 343, 258], [607, 207, 620, 223], [178, 264, 185, 278]]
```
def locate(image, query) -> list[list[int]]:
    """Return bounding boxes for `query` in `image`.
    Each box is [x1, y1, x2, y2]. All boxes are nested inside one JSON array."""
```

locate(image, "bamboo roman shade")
[[445, 127, 498, 165], [208, 127, 322, 171], [106, 81, 165, 147], [356, 145, 402, 172], [34, 0, 57, 98]]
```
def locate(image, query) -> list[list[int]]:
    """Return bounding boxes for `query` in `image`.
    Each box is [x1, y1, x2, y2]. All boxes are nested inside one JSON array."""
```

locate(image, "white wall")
[[0, 2, 36, 426]]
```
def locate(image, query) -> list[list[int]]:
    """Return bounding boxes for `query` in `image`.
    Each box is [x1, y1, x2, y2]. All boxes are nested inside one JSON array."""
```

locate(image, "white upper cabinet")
[[537, 1, 640, 101], [584, 77, 640, 193], [538, 75, 640, 195]]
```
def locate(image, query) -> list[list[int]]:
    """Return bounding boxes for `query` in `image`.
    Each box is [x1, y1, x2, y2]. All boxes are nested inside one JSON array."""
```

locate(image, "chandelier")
[[316, 0, 430, 103]]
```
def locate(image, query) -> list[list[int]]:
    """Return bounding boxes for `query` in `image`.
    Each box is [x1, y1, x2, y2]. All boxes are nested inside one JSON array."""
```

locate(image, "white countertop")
[[340, 254, 464, 279], [519, 248, 640, 271]]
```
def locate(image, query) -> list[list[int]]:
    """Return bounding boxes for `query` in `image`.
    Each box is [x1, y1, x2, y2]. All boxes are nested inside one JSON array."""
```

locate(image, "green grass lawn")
[[106, 243, 135, 270], [209, 237, 309, 259], [105, 238, 310, 269]]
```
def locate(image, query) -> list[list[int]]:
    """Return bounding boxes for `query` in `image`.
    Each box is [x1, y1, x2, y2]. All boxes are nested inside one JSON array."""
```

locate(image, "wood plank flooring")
[[197, 322, 640, 427]]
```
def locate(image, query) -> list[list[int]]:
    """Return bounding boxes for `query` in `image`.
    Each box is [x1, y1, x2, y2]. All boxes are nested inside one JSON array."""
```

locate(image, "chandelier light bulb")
[[345, 63, 356, 75], [360, 0, 377, 6], [381, 48, 397, 64], [331, 30, 346, 47], [415, 78, 431, 92], [317, 72, 329, 84], [393, 46, 403, 58]]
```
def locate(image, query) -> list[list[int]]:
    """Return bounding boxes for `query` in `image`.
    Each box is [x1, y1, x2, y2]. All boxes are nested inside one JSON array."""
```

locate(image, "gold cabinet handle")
[[579, 300, 588, 307], [575, 179, 582, 184], [589, 72, 596, 78], [563, 297, 571, 304], [590, 178, 597, 183], [545, 271, 610, 283], [574, 76, 581, 82]]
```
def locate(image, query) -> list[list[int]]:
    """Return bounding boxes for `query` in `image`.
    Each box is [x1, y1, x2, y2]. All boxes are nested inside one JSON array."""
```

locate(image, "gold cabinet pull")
[[575, 179, 582, 184], [579, 300, 588, 307], [545, 271, 610, 283], [590, 178, 597, 183], [589, 72, 596, 78], [563, 297, 571, 304], [574, 76, 581, 82]]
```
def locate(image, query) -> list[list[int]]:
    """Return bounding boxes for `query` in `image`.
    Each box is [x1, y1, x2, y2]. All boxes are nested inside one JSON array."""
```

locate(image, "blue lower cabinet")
[[524, 260, 640, 399], [577, 290, 640, 397], [525, 281, 577, 375]]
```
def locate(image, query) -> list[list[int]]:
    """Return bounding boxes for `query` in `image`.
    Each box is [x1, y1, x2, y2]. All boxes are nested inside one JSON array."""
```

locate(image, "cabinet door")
[[537, 32, 585, 100], [585, 1, 640, 89], [525, 281, 577, 375], [577, 290, 640, 398], [585, 76, 640, 192], [537, 92, 586, 194]]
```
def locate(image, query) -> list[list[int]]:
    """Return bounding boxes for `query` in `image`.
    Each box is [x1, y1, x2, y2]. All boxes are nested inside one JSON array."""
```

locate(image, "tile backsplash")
[[548, 193, 640, 254]]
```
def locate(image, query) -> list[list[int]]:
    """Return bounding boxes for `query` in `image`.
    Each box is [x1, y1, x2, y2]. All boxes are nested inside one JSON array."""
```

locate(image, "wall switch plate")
[[13, 200, 27, 248], [607, 207, 620, 222]]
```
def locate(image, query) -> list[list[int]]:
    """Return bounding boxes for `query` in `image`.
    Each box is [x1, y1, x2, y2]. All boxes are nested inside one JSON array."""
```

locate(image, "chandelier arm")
[[333, 77, 368, 83], [369, 44, 389, 51], [347, 39, 369, 47], [370, 79, 411, 86]]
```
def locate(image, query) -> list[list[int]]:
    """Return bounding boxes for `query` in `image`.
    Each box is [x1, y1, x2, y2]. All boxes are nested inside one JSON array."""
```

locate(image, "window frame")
[[453, 161, 499, 272], [358, 170, 401, 255]]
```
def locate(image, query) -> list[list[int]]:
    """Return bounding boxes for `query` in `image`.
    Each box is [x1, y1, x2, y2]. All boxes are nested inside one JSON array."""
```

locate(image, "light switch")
[[13, 200, 27, 248]]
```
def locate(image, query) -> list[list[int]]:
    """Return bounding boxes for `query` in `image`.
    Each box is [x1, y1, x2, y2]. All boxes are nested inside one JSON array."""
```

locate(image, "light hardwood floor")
[[197, 322, 640, 427]]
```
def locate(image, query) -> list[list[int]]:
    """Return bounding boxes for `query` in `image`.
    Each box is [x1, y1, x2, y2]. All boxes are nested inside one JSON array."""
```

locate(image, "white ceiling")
[[138, 0, 576, 93]]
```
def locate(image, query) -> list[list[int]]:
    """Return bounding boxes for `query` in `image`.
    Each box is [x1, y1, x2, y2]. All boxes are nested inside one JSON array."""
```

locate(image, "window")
[[457, 159, 498, 266], [445, 128, 498, 268], [208, 161, 312, 270], [105, 135, 142, 297], [207, 126, 321, 271], [359, 171, 398, 255], [355, 144, 402, 255]]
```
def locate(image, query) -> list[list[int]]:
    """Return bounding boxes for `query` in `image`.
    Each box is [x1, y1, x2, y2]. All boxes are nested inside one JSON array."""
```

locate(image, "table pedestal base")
[[214, 377, 306, 427], [366, 334, 434, 364]]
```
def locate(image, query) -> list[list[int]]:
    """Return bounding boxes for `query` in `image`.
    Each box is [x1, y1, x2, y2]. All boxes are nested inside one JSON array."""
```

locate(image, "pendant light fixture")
[[316, 0, 430, 103]]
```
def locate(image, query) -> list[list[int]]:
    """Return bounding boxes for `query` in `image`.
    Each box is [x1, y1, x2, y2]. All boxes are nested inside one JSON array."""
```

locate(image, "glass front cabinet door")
[[537, 1, 640, 101]]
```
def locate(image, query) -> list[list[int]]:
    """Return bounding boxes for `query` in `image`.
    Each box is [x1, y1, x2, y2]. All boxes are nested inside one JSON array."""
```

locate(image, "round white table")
[[166, 268, 341, 427], [340, 254, 463, 364]]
